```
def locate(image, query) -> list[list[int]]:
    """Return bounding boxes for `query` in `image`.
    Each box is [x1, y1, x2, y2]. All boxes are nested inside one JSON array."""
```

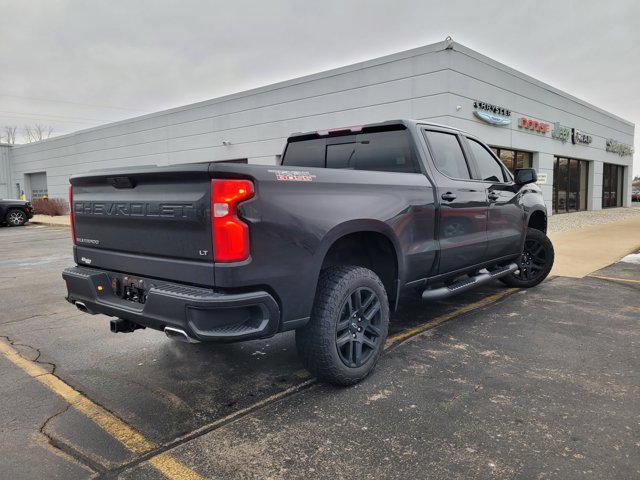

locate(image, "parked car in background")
[[63, 119, 554, 385], [0, 199, 34, 227]]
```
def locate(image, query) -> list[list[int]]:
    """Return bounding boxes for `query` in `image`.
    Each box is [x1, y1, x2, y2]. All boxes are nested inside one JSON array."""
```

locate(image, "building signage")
[[551, 122, 571, 143], [606, 139, 634, 156], [519, 117, 549, 133], [572, 128, 592, 145], [473, 100, 511, 126], [536, 173, 548, 185]]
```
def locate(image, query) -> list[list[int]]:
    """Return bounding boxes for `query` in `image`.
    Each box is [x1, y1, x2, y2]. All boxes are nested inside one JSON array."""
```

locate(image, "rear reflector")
[[211, 179, 254, 262], [68, 185, 76, 245]]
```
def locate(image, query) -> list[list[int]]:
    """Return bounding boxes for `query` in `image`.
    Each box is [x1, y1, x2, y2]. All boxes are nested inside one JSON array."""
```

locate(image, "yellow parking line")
[[386, 288, 518, 346], [590, 275, 640, 285], [0, 340, 205, 480], [149, 454, 208, 480], [1, 287, 518, 478]]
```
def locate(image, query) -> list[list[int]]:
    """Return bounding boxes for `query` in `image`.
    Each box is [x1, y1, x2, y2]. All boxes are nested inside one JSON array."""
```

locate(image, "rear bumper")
[[62, 266, 280, 342]]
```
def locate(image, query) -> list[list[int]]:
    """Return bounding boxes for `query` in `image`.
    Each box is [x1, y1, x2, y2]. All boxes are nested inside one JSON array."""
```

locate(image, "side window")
[[424, 131, 471, 179], [281, 138, 325, 168], [467, 138, 506, 183]]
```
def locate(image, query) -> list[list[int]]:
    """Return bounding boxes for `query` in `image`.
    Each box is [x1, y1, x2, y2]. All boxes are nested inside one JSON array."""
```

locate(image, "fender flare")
[[525, 208, 548, 233], [314, 219, 405, 303]]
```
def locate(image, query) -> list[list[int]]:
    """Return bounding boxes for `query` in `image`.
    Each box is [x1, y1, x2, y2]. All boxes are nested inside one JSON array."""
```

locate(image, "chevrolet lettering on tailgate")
[[74, 201, 197, 219]]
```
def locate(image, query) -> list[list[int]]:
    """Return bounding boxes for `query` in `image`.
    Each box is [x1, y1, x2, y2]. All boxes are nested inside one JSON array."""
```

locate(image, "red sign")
[[519, 117, 549, 133]]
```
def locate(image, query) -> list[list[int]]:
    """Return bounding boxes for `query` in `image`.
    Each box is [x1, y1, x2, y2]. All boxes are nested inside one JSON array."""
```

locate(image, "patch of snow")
[[619, 253, 640, 264]]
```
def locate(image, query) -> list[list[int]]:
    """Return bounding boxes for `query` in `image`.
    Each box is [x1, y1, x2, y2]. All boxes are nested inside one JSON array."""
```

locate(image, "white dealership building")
[[0, 39, 635, 214]]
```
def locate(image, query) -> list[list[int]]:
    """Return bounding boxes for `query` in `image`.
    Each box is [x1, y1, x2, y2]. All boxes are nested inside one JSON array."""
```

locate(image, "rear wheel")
[[6, 209, 27, 227], [296, 265, 389, 386], [500, 228, 554, 288]]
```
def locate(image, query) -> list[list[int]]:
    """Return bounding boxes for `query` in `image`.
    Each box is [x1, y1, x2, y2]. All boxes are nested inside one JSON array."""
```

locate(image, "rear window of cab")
[[282, 129, 419, 174]]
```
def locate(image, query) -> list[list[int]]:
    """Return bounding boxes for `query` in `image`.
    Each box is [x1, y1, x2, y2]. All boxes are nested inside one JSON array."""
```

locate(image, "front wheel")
[[6, 209, 27, 227], [500, 228, 554, 288], [296, 265, 389, 386]]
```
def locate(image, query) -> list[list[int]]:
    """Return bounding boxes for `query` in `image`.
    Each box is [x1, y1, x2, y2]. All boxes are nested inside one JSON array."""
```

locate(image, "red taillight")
[[68, 185, 76, 245], [211, 179, 254, 262]]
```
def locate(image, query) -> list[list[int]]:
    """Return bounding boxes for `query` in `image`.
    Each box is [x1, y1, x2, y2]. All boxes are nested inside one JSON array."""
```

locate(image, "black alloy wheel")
[[499, 227, 554, 288], [515, 237, 548, 282], [295, 265, 390, 386], [335, 287, 383, 368]]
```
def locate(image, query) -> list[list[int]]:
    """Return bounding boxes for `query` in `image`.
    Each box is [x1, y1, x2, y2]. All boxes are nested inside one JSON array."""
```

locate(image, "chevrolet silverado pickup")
[[63, 120, 554, 385]]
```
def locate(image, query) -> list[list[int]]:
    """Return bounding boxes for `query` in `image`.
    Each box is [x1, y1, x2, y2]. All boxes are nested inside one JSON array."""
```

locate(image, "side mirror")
[[514, 168, 537, 186]]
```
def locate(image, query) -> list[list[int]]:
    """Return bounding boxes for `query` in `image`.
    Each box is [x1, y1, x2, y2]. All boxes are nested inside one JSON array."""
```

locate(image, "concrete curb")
[[30, 215, 70, 227]]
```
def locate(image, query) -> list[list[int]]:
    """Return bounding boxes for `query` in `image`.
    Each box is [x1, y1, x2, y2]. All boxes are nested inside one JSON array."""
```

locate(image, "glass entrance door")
[[602, 163, 624, 208], [552, 157, 589, 214]]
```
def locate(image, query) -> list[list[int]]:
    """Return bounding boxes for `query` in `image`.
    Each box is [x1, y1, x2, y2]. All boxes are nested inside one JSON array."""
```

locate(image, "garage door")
[[28, 172, 48, 199]]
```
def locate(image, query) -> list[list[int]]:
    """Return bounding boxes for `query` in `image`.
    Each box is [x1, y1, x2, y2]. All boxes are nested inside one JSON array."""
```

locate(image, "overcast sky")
[[1, 0, 638, 174]]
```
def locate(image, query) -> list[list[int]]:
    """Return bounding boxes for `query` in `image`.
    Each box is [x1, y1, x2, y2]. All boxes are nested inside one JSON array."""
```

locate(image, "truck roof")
[[287, 119, 463, 142]]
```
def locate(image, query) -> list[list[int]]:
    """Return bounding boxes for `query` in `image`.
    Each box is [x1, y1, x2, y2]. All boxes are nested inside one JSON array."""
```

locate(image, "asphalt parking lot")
[[1, 224, 639, 479]]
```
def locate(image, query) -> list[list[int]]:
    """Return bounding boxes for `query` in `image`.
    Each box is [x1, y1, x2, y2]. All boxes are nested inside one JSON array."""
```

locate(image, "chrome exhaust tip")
[[164, 326, 200, 344], [75, 301, 88, 312]]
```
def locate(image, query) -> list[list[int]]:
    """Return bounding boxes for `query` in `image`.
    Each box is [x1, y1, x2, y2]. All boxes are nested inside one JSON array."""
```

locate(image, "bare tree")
[[1, 125, 18, 144], [23, 124, 53, 142]]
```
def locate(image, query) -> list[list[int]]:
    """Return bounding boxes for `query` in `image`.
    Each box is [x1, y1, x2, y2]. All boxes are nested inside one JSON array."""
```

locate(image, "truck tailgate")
[[70, 164, 214, 286]]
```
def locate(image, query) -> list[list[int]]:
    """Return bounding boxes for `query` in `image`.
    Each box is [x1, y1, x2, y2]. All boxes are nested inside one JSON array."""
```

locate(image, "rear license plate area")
[[109, 275, 148, 304]]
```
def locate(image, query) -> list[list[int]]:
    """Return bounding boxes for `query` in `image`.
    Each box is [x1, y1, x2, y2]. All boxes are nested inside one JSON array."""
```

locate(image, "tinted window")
[[325, 130, 417, 173], [283, 129, 417, 173], [282, 138, 325, 168], [468, 138, 505, 182], [351, 131, 416, 173], [326, 143, 356, 169], [424, 131, 470, 179]]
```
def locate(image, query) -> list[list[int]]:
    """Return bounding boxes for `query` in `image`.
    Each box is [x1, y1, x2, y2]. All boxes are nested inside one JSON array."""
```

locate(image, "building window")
[[468, 138, 506, 182], [602, 163, 624, 208], [552, 157, 589, 214], [489, 147, 532, 175]]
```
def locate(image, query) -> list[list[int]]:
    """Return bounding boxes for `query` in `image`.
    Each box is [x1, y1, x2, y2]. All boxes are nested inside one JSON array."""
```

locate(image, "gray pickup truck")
[[63, 119, 553, 385]]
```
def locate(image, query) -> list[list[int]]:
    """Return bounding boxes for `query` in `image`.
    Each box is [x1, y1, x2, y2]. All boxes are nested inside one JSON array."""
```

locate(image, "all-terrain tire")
[[296, 265, 389, 386], [6, 209, 27, 227], [499, 228, 554, 288]]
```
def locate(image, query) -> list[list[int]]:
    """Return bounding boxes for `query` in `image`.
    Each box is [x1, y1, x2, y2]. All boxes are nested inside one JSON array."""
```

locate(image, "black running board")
[[421, 263, 518, 301]]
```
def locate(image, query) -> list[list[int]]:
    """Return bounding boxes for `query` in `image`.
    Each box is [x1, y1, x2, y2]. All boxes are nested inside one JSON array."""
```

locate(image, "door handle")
[[488, 192, 500, 202], [441, 192, 457, 202]]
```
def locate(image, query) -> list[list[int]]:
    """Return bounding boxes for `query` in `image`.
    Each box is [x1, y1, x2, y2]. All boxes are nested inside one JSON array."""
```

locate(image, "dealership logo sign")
[[606, 139, 634, 156], [572, 129, 592, 145], [551, 122, 570, 143], [473, 100, 511, 126], [519, 117, 549, 134]]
